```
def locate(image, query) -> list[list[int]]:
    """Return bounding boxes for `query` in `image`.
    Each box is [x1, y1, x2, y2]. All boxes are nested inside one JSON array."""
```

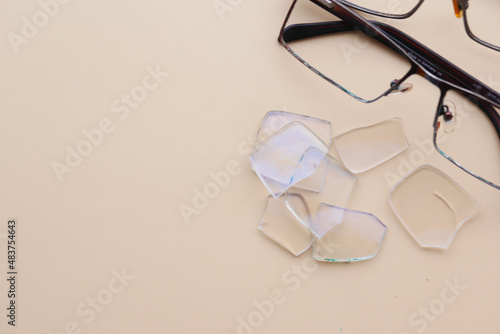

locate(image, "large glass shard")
[[254, 111, 332, 193], [251, 122, 329, 198], [334, 118, 409, 173], [285, 153, 358, 239], [389, 165, 481, 249], [258, 194, 313, 256], [255, 110, 332, 148], [312, 205, 387, 262]]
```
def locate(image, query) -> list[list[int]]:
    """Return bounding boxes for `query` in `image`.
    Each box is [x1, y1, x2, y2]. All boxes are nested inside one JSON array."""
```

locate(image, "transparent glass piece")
[[258, 194, 313, 256], [389, 165, 481, 249], [334, 118, 409, 173], [285, 152, 358, 239], [254, 111, 331, 193], [312, 205, 387, 262], [251, 122, 329, 198], [254, 146, 328, 198], [255, 110, 332, 148]]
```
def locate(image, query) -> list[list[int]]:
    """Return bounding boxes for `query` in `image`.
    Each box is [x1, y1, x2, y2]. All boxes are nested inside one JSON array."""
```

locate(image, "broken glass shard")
[[255, 110, 332, 148], [251, 122, 329, 198], [389, 165, 481, 249], [334, 118, 409, 173], [285, 152, 358, 238], [313, 205, 387, 262], [258, 194, 313, 256], [253, 111, 332, 193]]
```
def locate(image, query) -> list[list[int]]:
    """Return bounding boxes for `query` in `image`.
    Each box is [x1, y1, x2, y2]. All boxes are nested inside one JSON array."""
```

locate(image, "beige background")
[[1, 1, 500, 333]]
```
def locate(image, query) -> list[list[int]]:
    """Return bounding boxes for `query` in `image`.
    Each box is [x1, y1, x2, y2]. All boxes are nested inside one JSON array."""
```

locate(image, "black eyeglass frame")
[[336, 0, 500, 52], [278, 0, 500, 190]]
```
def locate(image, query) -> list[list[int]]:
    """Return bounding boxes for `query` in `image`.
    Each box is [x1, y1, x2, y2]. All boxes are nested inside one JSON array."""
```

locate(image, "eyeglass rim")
[[278, 2, 405, 103], [432, 90, 500, 190], [336, 0, 425, 19], [461, 6, 500, 52]]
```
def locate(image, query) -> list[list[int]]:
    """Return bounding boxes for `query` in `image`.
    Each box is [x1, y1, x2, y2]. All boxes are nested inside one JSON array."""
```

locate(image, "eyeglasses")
[[278, 0, 500, 190], [336, 0, 500, 52]]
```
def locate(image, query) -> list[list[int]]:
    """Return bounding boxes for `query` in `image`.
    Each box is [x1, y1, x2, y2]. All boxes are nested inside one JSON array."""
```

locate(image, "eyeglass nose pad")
[[388, 79, 413, 96], [452, 0, 464, 18], [437, 100, 457, 133]]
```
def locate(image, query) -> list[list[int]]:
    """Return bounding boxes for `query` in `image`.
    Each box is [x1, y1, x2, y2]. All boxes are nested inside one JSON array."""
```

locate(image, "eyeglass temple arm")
[[282, 21, 353, 42], [283, 21, 500, 136]]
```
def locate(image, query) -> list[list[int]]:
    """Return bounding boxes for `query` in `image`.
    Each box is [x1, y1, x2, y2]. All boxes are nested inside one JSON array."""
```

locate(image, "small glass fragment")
[[389, 165, 481, 249], [312, 205, 387, 262], [334, 118, 409, 173], [285, 153, 358, 238], [258, 194, 313, 256], [251, 122, 329, 198]]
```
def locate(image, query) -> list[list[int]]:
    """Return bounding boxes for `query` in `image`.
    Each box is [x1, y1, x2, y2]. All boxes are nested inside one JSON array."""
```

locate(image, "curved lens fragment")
[[389, 165, 481, 249], [312, 205, 387, 262]]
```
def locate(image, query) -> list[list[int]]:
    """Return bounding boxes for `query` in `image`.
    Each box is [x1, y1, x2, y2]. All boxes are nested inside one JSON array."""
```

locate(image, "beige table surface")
[[1, 1, 500, 333]]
